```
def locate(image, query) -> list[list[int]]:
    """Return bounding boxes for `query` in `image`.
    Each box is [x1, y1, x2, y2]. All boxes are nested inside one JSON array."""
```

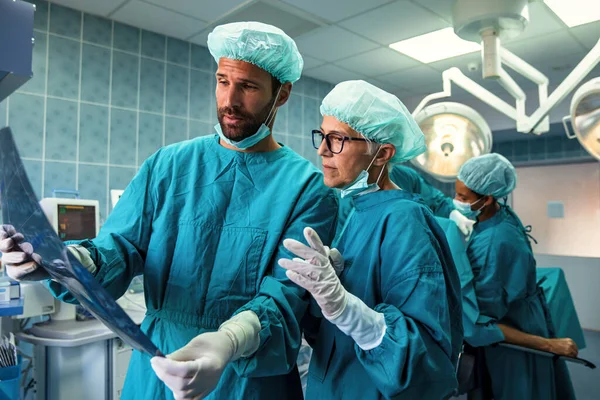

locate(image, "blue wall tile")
[[79, 104, 109, 163], [49, 4, 81, 39], [189, 121, 214, 138], [110, 109, 137, 165], [529, 139, 546, 161], [0, 100, 6, 127], [8, 94, 44, 158], [81, 44, 110, 104], [166, 64, 189, 117], [139, 58, 165, 113], [78, 164, 108, 219], [563, 136, 583, 158], [83, 14, 112, 46], [513, 141, 529, 162], [304, 77, 319, 98], [111, 51, 139, 108], [44, 161, 76, 198], [141, 30, 165, 59], [31, 0, 49, 32], [287, 94, 303, 135], [5, 2, 335, 221], [165, 117, 187, 145], [318, 81, 333, 98], [109, 166, 136, 192], [23, 159, 43, 200], [21, 32, 47, 94], [113, 22, 139, 53], [45, 98, 77, 161], [274, 103, 288, 134], [191, 45, 214, 71], [167, 38, 189, 66], [292, 79, 305, 96], [47, 36, 80, 99], [190, 69, 212, 121], [303, 97, 319, 135], [138, 112, 163, 163]]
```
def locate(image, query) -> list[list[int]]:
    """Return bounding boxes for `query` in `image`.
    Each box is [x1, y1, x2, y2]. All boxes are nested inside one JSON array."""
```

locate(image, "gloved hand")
[[151, 311, 261, 399], [0, 224, 98, 280], [0, 224, 47, 281], [279, 227, 348, 319], [279, 228, 386, 350], [450, 210, 476, 239]]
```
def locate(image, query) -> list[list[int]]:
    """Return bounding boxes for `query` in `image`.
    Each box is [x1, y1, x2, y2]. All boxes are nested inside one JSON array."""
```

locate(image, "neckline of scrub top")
[[475, 205, 511, 230], [351, 189, 420, 212], [207, 133, 294, 164]]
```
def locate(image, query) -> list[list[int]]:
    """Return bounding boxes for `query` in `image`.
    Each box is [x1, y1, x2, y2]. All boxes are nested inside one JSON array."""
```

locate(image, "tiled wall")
[[2, 2, 596, 216], [0, 0, 333, 223]]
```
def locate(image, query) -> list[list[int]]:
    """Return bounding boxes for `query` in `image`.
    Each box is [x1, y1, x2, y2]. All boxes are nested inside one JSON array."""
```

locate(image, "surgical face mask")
[[215, 86, 282, 150], [453, 197, 485, 218], [340, 147, 385, 199]]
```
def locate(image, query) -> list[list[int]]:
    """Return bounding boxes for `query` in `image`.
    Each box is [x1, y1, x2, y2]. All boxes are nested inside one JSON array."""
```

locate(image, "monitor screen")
[[57, 204, 96, 240]]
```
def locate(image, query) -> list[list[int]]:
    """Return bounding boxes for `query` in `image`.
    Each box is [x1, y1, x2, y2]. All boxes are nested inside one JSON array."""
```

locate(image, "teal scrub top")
[[337, 165, 454, 234], [467, 206, 575, 400], [305, 190, 463, 399], [47, 135, 338, 400]]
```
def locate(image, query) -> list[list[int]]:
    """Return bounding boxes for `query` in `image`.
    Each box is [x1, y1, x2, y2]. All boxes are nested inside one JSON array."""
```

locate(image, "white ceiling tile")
[[363, 78, 400, 92], [416, 0, 454, 22], [569, 20, 600, 50], [280, 0, 393, 23], [49, 0, 126, 16], [294, 26, 379, 62], [339, 0, 449, 45], [504, 30, 586, 66], [190, 29, 211, 46], [111, 1, 206, 40], [379, 65, 442, 90], [143, 0, 248, 22], [303, 65, 366, 84], [303, 56, 326, 70], [504, 1, 566, 44], [429, 51, 481, 73], [334, 47, 422, 77]]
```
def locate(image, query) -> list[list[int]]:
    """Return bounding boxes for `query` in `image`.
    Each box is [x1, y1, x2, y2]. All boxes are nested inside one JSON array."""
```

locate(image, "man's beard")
[[217, 97, 276, 142]]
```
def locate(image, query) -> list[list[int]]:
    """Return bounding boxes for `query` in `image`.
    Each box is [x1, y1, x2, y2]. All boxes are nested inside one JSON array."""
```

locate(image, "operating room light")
[[412, 102, 492, 182], [389, 27, 481, 64], [563, 77, 600, 160], [544, 0, 600, 28]]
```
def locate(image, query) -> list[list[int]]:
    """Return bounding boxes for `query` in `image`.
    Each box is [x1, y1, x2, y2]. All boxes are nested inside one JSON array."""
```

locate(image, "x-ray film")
[[0, 127, 162, 357]]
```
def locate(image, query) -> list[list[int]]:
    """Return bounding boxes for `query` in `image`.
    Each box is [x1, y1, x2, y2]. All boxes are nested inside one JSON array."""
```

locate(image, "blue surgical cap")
[[207, 22, 303, 84], [458, 153, 517, 198], [320, 80, 426, 164]]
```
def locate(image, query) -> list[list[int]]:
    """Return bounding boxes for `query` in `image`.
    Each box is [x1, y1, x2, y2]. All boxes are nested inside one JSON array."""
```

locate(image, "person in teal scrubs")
[[453, 153, 577, 400], [0, 22, 337, 400], [279, 80, 463, 399], [338, 165, 476, 237]]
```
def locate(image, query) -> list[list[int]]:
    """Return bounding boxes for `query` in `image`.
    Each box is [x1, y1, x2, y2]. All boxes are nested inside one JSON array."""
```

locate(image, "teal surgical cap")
[[320, 80, 426, 164], [458, 153, 517, 198], [207, 21, 303, 84]]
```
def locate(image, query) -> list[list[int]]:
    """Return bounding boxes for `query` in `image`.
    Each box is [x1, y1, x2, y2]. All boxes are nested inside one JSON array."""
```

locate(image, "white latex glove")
[[279, 227, 348, 319], [151, 311, 261, 399], [449, 210, 475, 239], [279, 228, 386, 350], [0, 224, 97, 280]]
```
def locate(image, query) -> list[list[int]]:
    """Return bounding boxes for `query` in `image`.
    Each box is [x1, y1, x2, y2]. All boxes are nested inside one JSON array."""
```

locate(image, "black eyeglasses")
[[312, 130, 368, 154]]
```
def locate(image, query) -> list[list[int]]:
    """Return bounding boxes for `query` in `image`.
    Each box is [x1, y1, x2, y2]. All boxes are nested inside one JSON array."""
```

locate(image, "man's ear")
[[276, 82, 292, 107]]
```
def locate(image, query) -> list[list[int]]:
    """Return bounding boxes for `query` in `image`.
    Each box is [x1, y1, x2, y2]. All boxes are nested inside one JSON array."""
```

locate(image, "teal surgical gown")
[[305, 190, 463, 399], [47, 135, 338, 400], [337, 166, 454, 234], [466, 206, 575, 400]]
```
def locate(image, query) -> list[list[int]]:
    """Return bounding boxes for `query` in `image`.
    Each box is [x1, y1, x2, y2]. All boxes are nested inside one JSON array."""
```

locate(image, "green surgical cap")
[[207, 21, 303, 84], [320, 80, 426, 163], [458, 153, 517, 198]]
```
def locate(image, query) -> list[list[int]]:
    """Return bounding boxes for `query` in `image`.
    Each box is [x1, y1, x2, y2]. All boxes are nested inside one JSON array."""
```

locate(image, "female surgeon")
[[278, 80, 464, 399], [452, 153, 576, 400]]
